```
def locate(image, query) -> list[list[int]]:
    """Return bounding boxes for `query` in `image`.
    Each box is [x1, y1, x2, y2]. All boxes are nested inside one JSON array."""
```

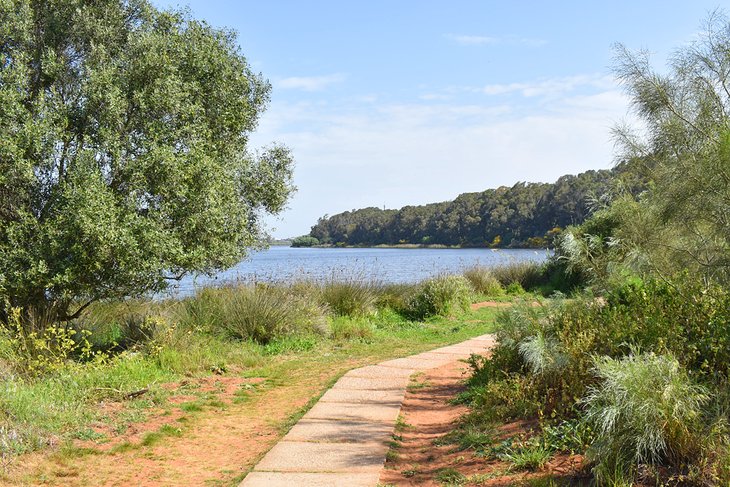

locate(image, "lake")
[[166, 246, 549, 297]]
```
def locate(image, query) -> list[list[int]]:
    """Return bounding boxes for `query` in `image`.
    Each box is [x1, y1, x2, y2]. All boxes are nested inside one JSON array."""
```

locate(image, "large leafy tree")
[[0, 0, 295, 321]]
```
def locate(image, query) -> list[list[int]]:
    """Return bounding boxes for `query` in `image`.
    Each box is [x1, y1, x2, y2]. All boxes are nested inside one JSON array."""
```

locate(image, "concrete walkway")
[[241, 334, 495, 487]]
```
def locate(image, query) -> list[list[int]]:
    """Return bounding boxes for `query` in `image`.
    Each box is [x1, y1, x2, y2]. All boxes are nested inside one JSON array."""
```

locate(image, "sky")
[[154, 0, 724, 238]]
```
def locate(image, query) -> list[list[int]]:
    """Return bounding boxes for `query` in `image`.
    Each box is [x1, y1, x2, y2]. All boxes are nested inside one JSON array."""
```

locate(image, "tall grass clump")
[[406, 275, 472, 319], [463, 266, 504, 296], [318, 279, 378, 317], [584, 352, 708, 483], [180, 285, 327, 344], [491, 261, 543, 290]]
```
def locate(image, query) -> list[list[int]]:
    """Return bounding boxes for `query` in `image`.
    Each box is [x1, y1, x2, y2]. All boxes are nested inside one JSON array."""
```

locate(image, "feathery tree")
[[610, 11, 730, 284]]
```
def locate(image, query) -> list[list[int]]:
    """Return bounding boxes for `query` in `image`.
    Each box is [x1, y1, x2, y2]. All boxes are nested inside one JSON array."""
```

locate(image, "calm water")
[[165, 246, 549, 298]]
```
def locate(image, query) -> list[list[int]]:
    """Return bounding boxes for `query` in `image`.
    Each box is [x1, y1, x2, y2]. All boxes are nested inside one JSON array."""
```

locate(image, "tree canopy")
[[557, 11, 730, 287], [308, 162, 648, 249], [0, 0, 295, 320]]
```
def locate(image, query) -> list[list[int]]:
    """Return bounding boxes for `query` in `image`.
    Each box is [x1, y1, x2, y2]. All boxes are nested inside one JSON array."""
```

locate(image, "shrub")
[[505, 282, 526, 295], [463, 266, 504, 296], [375, 283, 418, 314], [518, 332, 568, 376], [319, 279, 378, 317], [180, 285, 327, 344], [290, 235, 319, 247], [329, 317, 375, 341], [500, 443, 552, 471], [406, 275, 472, 319], [491, 261, 544, 290], [584, 352, 708, 481]]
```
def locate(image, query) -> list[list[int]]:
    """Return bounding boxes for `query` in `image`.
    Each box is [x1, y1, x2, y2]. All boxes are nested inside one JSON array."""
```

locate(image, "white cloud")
[[446, 34, 547, 47], [479, 74, 616, 98], [276, 73, 346, 91], [253, 75, 633, 238]]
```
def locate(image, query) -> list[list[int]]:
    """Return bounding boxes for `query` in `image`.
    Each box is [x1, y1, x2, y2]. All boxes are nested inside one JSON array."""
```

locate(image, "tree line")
[[305, 161, 648, 248]]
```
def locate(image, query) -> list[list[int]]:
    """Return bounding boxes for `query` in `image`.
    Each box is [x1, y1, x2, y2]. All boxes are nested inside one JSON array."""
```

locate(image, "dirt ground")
[[6, 362, 362, 486], [379, 358, 587, 486]]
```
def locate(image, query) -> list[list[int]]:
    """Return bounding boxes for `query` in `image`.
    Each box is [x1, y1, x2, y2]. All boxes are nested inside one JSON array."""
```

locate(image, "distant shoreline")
[[295, 243, 549, 250]]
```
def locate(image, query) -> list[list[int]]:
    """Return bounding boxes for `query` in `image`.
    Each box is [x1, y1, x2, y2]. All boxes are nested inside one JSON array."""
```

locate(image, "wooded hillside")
[[307, 161, 648, 248]]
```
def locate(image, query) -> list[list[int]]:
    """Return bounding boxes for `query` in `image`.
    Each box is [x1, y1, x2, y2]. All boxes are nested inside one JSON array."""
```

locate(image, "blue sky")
[[154, 0, 724, 238]]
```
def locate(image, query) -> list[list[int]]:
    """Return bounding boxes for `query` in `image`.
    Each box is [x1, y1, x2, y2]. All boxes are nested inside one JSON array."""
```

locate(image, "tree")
[[0, 0, 295, 323], [610, 11, 730, 284]]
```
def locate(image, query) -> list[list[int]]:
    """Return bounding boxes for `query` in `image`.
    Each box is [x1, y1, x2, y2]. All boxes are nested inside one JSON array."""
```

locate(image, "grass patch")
[[0, 282, 502, 483], [435, 467, 466, 485], [179, 401, 204, 413], [500, 443, 552, 471]]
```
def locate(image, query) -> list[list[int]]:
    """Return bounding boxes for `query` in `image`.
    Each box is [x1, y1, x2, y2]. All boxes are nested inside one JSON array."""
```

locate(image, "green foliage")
[[290, 236, 320, 248], [0, 0, 295, 323], [1, 307, 107, 376], [505, 282, 526, 295], [406, 275, 472, 319], [491, 261, 544, 290], [500, 443, 552, 471], [541, 419, 594, 454], [308, 162, 648, 248], [180, 285, 327, 344], [329, 317, 375, 341], [518, 332, 567, 376], [463, 267, 504, 296], [318, 279, 378, 317], [435, 467, 467, 485], [584, 352, 708, 479]]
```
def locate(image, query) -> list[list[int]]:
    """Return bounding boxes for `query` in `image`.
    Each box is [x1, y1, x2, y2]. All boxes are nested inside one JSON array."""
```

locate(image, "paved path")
[[241, 334, 495, 487]]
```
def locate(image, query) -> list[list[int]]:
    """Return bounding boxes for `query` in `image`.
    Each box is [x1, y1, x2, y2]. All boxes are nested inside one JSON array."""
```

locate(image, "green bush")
[[290, 235, 320, 247], [180, 285, 327, 344], [505, 282, 526, 295], [319, 279, 378, 317], [329, 317, 375, 341], [463, 266, 504, 296], [500, 443, 553, 471], [584, 352, 708, 481], [406, 275, 472, 319], [374, 283, 418, 314], [491, 261, 544, 290]]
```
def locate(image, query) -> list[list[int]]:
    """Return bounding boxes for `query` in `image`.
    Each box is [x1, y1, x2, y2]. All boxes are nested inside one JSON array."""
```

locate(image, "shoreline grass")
[[0, 269, 524, 482]]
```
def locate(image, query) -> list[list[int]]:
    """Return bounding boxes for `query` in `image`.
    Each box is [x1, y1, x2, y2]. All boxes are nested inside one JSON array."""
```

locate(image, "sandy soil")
[[7, 364, 360, 486], [380, 359, 588, 486]]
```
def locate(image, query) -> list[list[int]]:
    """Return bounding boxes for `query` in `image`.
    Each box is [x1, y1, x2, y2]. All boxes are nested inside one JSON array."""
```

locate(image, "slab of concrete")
[[319, 387, 405, 404], [343, 365, 415, 379], [429, 345, 487, 354], [242, 472, 381, 487], [284, 419, 393, 444], [253, 441, 387, 473], [379, 357, 451, 370], [303, 401, 402, 422], [242, 333, 497, 487], [413, 351, 467, 361], [331, 376, 410, 390]]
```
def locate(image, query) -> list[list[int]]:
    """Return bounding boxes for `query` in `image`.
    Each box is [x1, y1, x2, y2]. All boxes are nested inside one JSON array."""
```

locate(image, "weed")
[[179, 401, 204, 413], [435, 467, 466, 485], [407, 275, 473, 319], [319, 279, 378, 317], [463, 267, 504, 296], [491, 262, 543, 290], [500, 443, 552, 471], [109, 441, 137, 454], [584, 352, 707, 481], [329, 317, 375, 341]]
